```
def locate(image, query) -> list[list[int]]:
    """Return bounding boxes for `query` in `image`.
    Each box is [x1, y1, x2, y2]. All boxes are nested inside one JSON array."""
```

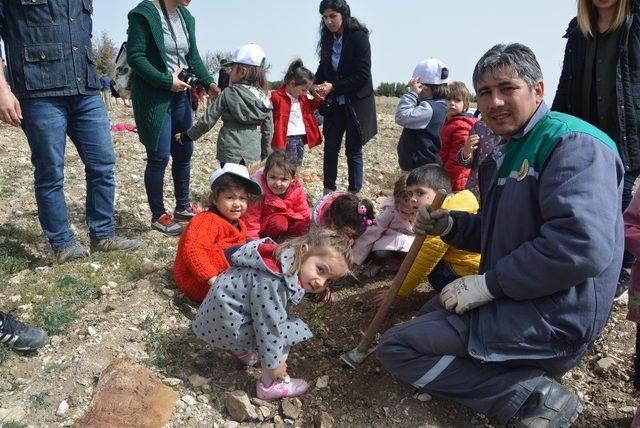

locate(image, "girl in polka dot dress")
[[193, 228, 352, 400]]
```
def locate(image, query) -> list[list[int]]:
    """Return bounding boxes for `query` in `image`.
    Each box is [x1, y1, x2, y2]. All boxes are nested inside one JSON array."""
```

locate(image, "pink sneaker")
[[256, 376, 309, 400], [227, 350, 258, 366]]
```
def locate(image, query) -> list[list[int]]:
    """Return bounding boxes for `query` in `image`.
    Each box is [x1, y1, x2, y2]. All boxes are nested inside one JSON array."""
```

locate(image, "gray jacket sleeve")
[[250, 277, 288, 370], [484, 133, 622, 299], [187, 93, 223, 141], [394, 91, 433, 129], [260, 112, 274, 161]]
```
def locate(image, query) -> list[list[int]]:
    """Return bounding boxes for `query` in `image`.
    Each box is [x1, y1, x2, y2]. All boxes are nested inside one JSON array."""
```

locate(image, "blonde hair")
[[274, 228, 353, 276], [577, 0, 630, 38]]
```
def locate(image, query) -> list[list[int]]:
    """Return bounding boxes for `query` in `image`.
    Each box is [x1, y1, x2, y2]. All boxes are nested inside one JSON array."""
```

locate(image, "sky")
[[93, 1, 577, 103]]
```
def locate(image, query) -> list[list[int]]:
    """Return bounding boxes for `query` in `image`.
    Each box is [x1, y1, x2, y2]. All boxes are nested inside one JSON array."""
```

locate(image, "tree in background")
[[93, 31, 117, 78], [375, 82, 407, 98], [203, 50, 233, 76]]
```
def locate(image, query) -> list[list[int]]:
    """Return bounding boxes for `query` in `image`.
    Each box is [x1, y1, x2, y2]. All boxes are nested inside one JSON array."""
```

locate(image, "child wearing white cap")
[[395, 57, 450, 171], [176, 43, 273, 166], [173, 163, 262, 302]]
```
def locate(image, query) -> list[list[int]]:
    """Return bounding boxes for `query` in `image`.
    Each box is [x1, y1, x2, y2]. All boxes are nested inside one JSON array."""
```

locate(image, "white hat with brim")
[[412, 58, 450, 85], [220, 43, 266, 68], [208, 163, 262, 196]]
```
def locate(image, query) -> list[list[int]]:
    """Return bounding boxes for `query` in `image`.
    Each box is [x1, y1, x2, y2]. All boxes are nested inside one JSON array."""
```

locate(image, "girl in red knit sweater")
[[438, 81, 477, 192], [173, 163, 262, 302], [243, 151, 311, 241]]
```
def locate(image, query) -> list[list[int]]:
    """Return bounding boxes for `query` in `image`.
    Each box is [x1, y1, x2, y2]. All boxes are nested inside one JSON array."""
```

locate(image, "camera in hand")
[[178, 68, 201, 88]]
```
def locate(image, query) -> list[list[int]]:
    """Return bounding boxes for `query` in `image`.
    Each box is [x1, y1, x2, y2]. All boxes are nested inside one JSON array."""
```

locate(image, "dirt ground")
[[0, 97, 638, 427]]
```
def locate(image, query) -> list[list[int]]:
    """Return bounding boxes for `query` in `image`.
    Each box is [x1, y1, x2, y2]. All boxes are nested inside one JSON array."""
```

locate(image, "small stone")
[[258, 405, 272, 420], [225, 390, 258, 422], [281, 398, 302, 420], [162, 288, 176, 298], [0, 407, 26, 423], [8, 295, 21, 303], [197, 394, 210, 404], [621, 406, 636, 413], [87, 326, 97, 336], [273, 415, 286, 428], [50, 336, 62, 347], [140, 259, 159, 274], [163, 377, 182, 386], [315, 375, 329, 389], [595, 357, 615, 374], [56, 400, 70, 416], [315, 411, 334, 428], [188, 374, 209, 388], [106, 281, 118, 288], [181, 395, 197, 406], [416, 392, 432, 402], [251, 398, 276, 408], [223, 421, 239, 428]]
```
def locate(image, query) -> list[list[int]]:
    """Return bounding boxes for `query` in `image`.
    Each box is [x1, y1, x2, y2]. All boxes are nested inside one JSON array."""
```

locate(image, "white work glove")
[[440, 274, 494, 314]]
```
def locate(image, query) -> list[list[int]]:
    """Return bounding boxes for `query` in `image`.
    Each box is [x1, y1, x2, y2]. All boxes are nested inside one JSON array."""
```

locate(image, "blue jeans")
[[285, 135, 305, 166], [323, 105, 363, 192], [20, 95, 116, 250], [145, 91, 193, 221], [623, 170, 640, 268]]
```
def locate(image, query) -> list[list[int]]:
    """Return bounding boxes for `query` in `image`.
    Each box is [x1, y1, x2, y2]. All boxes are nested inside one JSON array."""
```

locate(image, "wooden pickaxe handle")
[[355, 189, 448, 353]]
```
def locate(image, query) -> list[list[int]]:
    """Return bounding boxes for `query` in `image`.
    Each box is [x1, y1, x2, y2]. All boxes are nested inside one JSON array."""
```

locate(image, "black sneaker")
[[0, 311, 48, 351], [508, 376, 582, 428], [615, 269, 631, 301]]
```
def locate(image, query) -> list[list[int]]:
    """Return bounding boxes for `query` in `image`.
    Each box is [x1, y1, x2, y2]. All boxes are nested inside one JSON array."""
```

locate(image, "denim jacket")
[[0, 0, 100, 99]]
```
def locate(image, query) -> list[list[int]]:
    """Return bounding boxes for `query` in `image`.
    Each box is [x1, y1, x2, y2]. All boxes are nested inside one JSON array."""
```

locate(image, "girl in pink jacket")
[[352, 175, 416, 277]]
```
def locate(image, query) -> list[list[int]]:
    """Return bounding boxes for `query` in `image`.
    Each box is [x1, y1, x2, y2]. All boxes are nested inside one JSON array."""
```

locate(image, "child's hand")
[[373, 288, 390, 306], [462, 134, 480, 159], [174, 133, 183, 144], [270, 360, 288, 381], [408, 77, 422, 95], [206, 275, 218, 286]]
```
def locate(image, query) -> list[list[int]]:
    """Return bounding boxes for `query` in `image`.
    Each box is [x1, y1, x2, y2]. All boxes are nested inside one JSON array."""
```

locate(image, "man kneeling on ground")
[[377, 43, 623, 427]]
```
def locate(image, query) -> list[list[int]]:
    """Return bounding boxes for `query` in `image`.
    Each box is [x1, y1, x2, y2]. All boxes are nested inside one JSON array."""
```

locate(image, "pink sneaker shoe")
[[256, 376, 309, 400], [227, 350, 258, 366]]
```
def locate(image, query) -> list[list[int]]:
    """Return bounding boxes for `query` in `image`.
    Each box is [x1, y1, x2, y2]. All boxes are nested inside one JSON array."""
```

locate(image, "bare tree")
[[92, 31, 117, 77]]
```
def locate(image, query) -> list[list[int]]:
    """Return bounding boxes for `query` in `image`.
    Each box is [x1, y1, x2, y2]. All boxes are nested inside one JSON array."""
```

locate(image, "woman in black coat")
[[313, 0, 377, 195], [553, 0, 640, 297], [553, 0, 640, 390]]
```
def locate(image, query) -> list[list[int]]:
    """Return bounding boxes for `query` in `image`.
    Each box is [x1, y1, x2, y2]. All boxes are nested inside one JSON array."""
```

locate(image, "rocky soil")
[[0, 97, 637, 427]]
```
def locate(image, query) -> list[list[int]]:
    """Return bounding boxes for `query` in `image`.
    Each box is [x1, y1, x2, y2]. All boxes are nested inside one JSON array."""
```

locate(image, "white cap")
[[412, 58, 449, 85], [208, 163, 262, 196], [221, 43, 266, 68]]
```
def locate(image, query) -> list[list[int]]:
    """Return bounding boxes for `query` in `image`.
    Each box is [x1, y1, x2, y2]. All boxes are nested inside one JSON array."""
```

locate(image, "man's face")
[[475, 68, 544, 139]]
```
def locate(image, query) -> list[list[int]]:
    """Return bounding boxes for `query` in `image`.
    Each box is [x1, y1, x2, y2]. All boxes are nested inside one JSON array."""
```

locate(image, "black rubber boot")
[[508, 376, 582, 428]]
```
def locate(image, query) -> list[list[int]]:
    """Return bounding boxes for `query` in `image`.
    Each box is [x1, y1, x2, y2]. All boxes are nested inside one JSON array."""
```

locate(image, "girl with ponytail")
[[270, 58, 325, 166]]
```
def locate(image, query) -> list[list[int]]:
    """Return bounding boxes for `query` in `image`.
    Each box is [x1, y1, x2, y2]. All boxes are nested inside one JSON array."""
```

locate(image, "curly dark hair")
[[326, 193, 375, 238], [317, 0, 369, 63]]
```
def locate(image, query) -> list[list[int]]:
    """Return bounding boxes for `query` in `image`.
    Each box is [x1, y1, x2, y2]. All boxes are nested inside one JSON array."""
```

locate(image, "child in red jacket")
[[439, 81, 477, 192], [243, 151, 311, 241], [173, 163, 262, 302], [271, 59, 324, 166]]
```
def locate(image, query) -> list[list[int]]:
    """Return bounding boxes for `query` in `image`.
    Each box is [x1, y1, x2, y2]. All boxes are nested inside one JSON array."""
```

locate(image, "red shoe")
[[151, 214, 184, 236], [173, 204, 200, 222]]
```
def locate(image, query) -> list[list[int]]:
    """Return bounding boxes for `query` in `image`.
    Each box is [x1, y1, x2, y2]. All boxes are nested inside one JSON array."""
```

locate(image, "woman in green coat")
[[127, 0, 219, 235]]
